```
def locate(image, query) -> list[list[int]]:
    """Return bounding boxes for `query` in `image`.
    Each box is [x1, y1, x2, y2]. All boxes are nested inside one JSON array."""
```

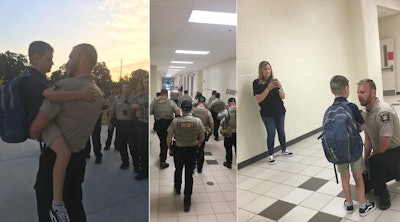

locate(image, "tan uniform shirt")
[[109, 94, 136, 121], [40, 74, 103, 153], [208, 95, 216, 107], [167, 113, 205, 147], [132, 91, 149, 123], [364, 98, 400, 150], [210, 98, 225, 113], [192, 104, 213, 131], [150, 96, 179, 120], [170, 89, 179, 100], [218, 106, 237, 133], [178, 94, 193, 107]]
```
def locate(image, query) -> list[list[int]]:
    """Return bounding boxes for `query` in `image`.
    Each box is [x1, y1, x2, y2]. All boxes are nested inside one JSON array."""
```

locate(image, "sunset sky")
[[0, 0, 149, 81]]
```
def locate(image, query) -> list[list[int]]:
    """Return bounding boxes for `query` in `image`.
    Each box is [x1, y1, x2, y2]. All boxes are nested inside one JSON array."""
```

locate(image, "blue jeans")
[[261, 114, 287, 155]]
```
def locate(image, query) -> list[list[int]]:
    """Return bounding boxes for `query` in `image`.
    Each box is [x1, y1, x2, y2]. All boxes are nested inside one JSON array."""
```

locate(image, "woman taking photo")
[[252, 61, 293, 164]]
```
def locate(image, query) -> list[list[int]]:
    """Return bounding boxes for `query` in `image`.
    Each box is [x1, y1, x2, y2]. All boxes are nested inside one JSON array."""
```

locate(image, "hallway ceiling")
[[377, 6, 400, 18], [150, 0, 236, 77]]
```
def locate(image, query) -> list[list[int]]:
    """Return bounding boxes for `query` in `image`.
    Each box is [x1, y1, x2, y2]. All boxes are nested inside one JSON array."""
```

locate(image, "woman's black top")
[[252, 79, 286, 117]]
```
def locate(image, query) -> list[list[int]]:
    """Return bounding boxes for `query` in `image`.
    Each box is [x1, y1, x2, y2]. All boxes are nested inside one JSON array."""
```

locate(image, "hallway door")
[[380, 38, 396, 95]]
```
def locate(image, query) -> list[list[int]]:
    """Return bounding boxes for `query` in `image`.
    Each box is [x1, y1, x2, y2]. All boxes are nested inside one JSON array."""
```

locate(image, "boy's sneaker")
[[359, 201, 376, 217], [344, 200, 354, 214], [49, 207, 70, 222], [282, 149, 293, 156], [268, 155, 275, 165]]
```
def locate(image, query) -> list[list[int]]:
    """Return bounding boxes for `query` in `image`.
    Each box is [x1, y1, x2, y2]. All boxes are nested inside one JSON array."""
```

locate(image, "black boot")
[[184, 196, 191, 212]]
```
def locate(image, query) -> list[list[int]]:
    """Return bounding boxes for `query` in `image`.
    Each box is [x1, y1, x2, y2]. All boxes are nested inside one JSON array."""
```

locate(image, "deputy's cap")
[[199, 96, 206, 103], [228, 97, 236, 103], [181, 100, 192, 111]]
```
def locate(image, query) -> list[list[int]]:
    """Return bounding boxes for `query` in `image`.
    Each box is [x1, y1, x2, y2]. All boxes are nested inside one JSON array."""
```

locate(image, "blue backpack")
[[321, 100, 363, 164], [320, 100, 364, 182], [0, 75, 29, 143]]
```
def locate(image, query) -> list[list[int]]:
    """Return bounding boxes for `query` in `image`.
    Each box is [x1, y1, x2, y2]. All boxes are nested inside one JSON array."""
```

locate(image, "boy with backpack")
[[323, 75, 375, 216], [20, 41, 96, 222]]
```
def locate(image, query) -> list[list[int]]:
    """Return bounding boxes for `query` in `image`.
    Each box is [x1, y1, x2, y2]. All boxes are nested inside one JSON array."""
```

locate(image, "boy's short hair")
[[28, 41, 53, 63], [330, 75, 349, 95]]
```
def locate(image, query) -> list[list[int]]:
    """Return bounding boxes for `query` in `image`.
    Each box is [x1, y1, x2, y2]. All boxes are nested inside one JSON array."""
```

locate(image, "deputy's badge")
[[379, 112, 390, 123]]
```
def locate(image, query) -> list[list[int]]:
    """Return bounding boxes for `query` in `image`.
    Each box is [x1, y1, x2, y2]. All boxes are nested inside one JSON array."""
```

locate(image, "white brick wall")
[[237, 0, 383, 163]]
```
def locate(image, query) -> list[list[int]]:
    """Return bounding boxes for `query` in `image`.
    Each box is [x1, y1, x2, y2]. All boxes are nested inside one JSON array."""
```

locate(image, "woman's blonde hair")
[[258, 61, 274, 84]]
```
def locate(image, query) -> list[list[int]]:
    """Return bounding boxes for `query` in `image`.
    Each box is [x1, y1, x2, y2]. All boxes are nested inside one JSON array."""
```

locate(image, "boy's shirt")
[[20, 67, 49, 121], [19, 67, 61, 146], [334, 97, 364, 126]]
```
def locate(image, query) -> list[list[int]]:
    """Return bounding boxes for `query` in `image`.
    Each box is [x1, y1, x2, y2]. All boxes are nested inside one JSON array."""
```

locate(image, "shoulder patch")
[[379, 112, 390, 123]]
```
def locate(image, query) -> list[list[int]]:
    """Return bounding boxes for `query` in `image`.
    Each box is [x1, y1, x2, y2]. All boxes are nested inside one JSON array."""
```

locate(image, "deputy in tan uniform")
[[29, 43, 103, 222], [357, 79, 400, 210], [191, 96, 213, 173], [150, 88, 180, 169], [167, 100, 205, 212], [209, 92, 225, 141], [208, 90, 217, 106], [131, 76, 149, 180], [108, 82, 138, 171], [170, 86, 180, 105], [178, 90, 193, 107], [218, 97, 237, 169]]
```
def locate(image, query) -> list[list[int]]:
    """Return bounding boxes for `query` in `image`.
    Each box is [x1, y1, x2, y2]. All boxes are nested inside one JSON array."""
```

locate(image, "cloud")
[[95, 0, 149, 79]]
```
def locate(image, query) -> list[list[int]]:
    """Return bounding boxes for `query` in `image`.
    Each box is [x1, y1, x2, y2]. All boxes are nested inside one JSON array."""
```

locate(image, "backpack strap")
[[333, 164, 339, 184]]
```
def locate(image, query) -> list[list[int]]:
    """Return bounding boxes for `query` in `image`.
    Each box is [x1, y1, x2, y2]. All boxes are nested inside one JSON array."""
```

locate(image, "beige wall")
[[237, 0, 383, 164], [195, 70, 203, 97], [203, 58, 237, 102], [150, 65, 160, 100]]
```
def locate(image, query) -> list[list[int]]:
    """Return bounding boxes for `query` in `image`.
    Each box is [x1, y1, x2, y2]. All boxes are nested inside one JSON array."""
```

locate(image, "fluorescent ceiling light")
[[167, 68, 181, 72], [169, 66, 186, 69], [189, 10, 236, 26], [175, 50, 210, 55], [171, 60, 193, 64], [167, 68, 181, 73]]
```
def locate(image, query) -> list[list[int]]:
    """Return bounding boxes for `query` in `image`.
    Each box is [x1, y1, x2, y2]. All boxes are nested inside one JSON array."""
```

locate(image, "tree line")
[[0, 51, 148, 97]]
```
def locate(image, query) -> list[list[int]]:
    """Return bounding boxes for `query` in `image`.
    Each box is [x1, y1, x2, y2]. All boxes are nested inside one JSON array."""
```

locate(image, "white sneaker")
[[268, 155, 275, 164], [282, 149, 293, 156]]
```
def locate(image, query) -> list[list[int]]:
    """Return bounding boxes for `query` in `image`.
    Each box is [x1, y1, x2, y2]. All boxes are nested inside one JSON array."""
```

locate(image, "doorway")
[[380, 38, 396, 95]]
